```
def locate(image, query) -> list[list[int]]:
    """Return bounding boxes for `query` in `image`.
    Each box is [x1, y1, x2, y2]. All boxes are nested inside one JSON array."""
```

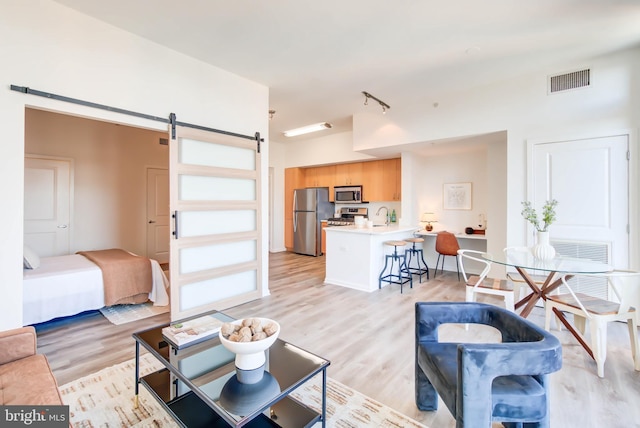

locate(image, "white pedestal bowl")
[[219, 318, 280, 373]]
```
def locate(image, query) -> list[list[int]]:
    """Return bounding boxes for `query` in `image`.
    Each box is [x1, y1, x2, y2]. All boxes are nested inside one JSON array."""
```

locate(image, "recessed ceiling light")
[[283, 122, 332, 137]]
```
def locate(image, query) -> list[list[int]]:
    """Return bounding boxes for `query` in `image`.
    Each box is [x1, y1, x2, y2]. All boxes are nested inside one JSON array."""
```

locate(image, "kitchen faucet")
[[376, 206, 389, 225]]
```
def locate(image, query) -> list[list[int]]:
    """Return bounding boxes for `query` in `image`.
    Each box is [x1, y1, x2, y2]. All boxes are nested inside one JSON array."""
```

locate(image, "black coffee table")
[[133, 311, 330, 427]]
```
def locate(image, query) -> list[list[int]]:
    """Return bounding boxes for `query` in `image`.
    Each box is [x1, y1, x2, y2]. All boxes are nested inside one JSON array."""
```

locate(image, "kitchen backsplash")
[[333, 201, 401, 224]]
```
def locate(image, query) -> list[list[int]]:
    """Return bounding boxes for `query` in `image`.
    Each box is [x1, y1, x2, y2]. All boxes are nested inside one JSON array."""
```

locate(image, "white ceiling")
[[53, 0, 640, 148]]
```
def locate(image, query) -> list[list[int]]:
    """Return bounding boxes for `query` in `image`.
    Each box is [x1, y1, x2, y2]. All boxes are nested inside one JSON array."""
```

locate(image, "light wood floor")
[[36, 252, 640, 427]]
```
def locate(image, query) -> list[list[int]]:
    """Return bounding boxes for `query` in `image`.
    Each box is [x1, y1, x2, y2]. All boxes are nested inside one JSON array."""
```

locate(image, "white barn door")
[[531, 134, 629, 297], [169, 125, 262, 321]]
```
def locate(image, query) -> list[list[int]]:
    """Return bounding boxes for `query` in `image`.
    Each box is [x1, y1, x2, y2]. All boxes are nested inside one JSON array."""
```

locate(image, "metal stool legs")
[[378, 242, 413, 293], [405, 242, 430, 282]]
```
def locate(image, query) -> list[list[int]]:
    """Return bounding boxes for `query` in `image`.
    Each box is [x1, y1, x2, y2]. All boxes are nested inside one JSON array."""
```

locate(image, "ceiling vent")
[[548, 68, 590, 94]]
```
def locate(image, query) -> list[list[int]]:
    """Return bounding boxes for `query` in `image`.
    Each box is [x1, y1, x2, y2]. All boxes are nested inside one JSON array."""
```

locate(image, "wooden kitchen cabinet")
[[304, 165, 336, 200], [382, 158, 402, 201], [335, 162, 363, 186], [362, 160, 385, 201], [284, 167, 305, 250], [317, 165, 336, 196], [360, 158, 401, 201], [285, 218, 294, 249], [304, 167, 319, 187]]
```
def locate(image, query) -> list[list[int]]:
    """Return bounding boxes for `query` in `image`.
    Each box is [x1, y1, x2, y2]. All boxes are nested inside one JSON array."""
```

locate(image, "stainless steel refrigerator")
[[293, 187, 333, 256]]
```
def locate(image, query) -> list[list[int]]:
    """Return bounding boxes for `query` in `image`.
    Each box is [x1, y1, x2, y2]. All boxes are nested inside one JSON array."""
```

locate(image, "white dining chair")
[[544, 270, 640, 378], [458, 249, 516, 312]]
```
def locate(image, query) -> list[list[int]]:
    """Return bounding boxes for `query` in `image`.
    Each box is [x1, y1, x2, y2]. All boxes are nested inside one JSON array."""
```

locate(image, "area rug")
[[59, 353, 426, 428], [99, 302, 169, 325]]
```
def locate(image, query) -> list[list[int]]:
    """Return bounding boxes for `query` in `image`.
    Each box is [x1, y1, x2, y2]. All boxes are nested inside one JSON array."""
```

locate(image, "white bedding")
[[23, 254, 169, 326]]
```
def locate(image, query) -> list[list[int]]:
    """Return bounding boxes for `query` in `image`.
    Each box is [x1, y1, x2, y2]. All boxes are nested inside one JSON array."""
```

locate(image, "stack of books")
[[161, 314, 224, 349]]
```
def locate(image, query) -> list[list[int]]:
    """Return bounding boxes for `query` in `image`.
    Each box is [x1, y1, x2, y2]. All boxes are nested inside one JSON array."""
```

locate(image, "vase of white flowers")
[[521, 200, 558, 261]]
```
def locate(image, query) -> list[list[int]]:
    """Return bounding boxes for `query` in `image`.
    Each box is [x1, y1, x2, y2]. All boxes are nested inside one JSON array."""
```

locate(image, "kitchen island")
[[324, 224, 420, 292]]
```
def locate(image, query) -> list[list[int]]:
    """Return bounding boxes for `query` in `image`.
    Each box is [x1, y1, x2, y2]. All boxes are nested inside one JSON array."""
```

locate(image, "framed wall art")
[[443, 182, 472, 210]]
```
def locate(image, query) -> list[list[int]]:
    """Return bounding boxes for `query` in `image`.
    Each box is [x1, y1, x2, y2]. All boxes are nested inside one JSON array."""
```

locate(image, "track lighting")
[[362, 91, 390, 114]]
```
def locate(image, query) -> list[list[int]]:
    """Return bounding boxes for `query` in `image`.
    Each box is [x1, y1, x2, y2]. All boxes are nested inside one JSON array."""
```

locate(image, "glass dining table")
[[482, 248, 612, 318]]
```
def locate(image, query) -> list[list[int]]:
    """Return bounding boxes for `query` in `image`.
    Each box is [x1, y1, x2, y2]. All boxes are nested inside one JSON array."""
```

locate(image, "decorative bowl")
[[218, 318, 280, 374]]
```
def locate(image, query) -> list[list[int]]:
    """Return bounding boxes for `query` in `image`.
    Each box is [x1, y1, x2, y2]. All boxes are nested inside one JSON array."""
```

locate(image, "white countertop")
[[324, 224, 420, 235], [416, 231, 487, 240]]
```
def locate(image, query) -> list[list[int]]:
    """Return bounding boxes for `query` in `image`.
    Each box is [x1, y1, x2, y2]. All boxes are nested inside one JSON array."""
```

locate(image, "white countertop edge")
[[416, 231, 487, 240], [324, 225, 420, 235]]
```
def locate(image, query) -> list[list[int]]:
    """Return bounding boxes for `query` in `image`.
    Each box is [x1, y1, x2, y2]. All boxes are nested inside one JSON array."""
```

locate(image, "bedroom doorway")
[[146, 167, 170, 264], [24, 156, 72, 257], [24, 107, 170, 261]]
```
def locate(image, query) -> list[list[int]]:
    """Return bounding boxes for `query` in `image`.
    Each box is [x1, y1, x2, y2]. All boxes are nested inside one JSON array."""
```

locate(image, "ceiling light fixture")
[[283, 122, 332, 137], [362, 91, 390, 114], [269, 109, 276, 120]]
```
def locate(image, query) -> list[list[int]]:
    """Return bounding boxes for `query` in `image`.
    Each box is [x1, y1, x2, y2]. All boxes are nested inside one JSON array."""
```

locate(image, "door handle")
[[293, 192, 297, 231], [57, 224, 68, 229], [172, 211, 179, 239], [148, 220, 156, 224]]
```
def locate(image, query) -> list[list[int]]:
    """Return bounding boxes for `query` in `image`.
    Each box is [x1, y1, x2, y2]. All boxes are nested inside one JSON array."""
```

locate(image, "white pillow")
[[23, 245, 41, 269]]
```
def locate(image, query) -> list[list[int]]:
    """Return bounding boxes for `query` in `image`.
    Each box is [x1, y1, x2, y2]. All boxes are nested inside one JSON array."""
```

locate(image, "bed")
[[22, 248, 169, 326]]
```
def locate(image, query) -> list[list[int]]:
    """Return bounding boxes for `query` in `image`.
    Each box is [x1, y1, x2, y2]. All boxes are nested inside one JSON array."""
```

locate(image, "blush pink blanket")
[[76, 249, 152, 306]]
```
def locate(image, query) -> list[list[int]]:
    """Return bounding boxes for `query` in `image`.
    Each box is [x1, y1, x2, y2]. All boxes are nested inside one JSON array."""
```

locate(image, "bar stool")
[[404, 237, 430, 282], [378, 240, 413, 293]]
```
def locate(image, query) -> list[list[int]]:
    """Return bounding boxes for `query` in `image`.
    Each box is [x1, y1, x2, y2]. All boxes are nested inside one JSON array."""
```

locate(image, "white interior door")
[[169, 125, 262, 321], [24, 156, 72, 256], [531, 134, 629, 296], [146, 167, 169, 264]]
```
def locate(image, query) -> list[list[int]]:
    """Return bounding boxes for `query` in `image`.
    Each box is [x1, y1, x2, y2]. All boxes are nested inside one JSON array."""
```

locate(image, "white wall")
[[406, 143, 507, 274], [269, 140, 287, 252], [268, 46, 639, 282], [282, 131, 376, 167], [0, 1, 269, 329], [25, 108, 169, 255], [413, 147, 489, 235], [354, 47, 640, 266]]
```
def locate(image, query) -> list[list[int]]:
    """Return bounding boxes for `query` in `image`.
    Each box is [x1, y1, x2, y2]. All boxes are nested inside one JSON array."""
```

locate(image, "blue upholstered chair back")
[[415, 302, 562, 428]]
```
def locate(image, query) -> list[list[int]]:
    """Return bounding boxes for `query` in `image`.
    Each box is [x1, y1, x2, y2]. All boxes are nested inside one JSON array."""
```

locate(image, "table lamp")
[[421, 212, 437, 231]]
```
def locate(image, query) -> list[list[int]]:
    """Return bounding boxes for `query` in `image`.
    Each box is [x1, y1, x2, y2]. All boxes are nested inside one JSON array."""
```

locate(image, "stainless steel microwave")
[[334, 185, 363, 204]]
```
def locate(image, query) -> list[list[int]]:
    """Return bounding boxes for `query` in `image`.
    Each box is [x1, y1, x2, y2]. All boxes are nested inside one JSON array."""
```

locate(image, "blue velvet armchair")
[[415, 302, 562, 428]]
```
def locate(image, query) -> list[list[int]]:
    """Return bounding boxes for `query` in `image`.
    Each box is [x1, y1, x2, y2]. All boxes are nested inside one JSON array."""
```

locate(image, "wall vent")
[[551, 239, 609, 299], [548, 69, 590, 93]]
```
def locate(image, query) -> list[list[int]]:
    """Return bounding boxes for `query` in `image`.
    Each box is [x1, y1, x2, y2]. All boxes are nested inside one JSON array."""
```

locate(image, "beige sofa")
[[0, 326, 64, 405]]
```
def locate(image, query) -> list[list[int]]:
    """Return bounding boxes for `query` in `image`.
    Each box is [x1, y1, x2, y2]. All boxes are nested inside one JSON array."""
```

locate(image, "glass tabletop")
[[134, 311, 329, 426], [482, 248, 612, 274]]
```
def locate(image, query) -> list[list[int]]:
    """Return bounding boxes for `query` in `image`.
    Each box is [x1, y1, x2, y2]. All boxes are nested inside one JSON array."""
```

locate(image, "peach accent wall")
[[25, 108, 169, 256]]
